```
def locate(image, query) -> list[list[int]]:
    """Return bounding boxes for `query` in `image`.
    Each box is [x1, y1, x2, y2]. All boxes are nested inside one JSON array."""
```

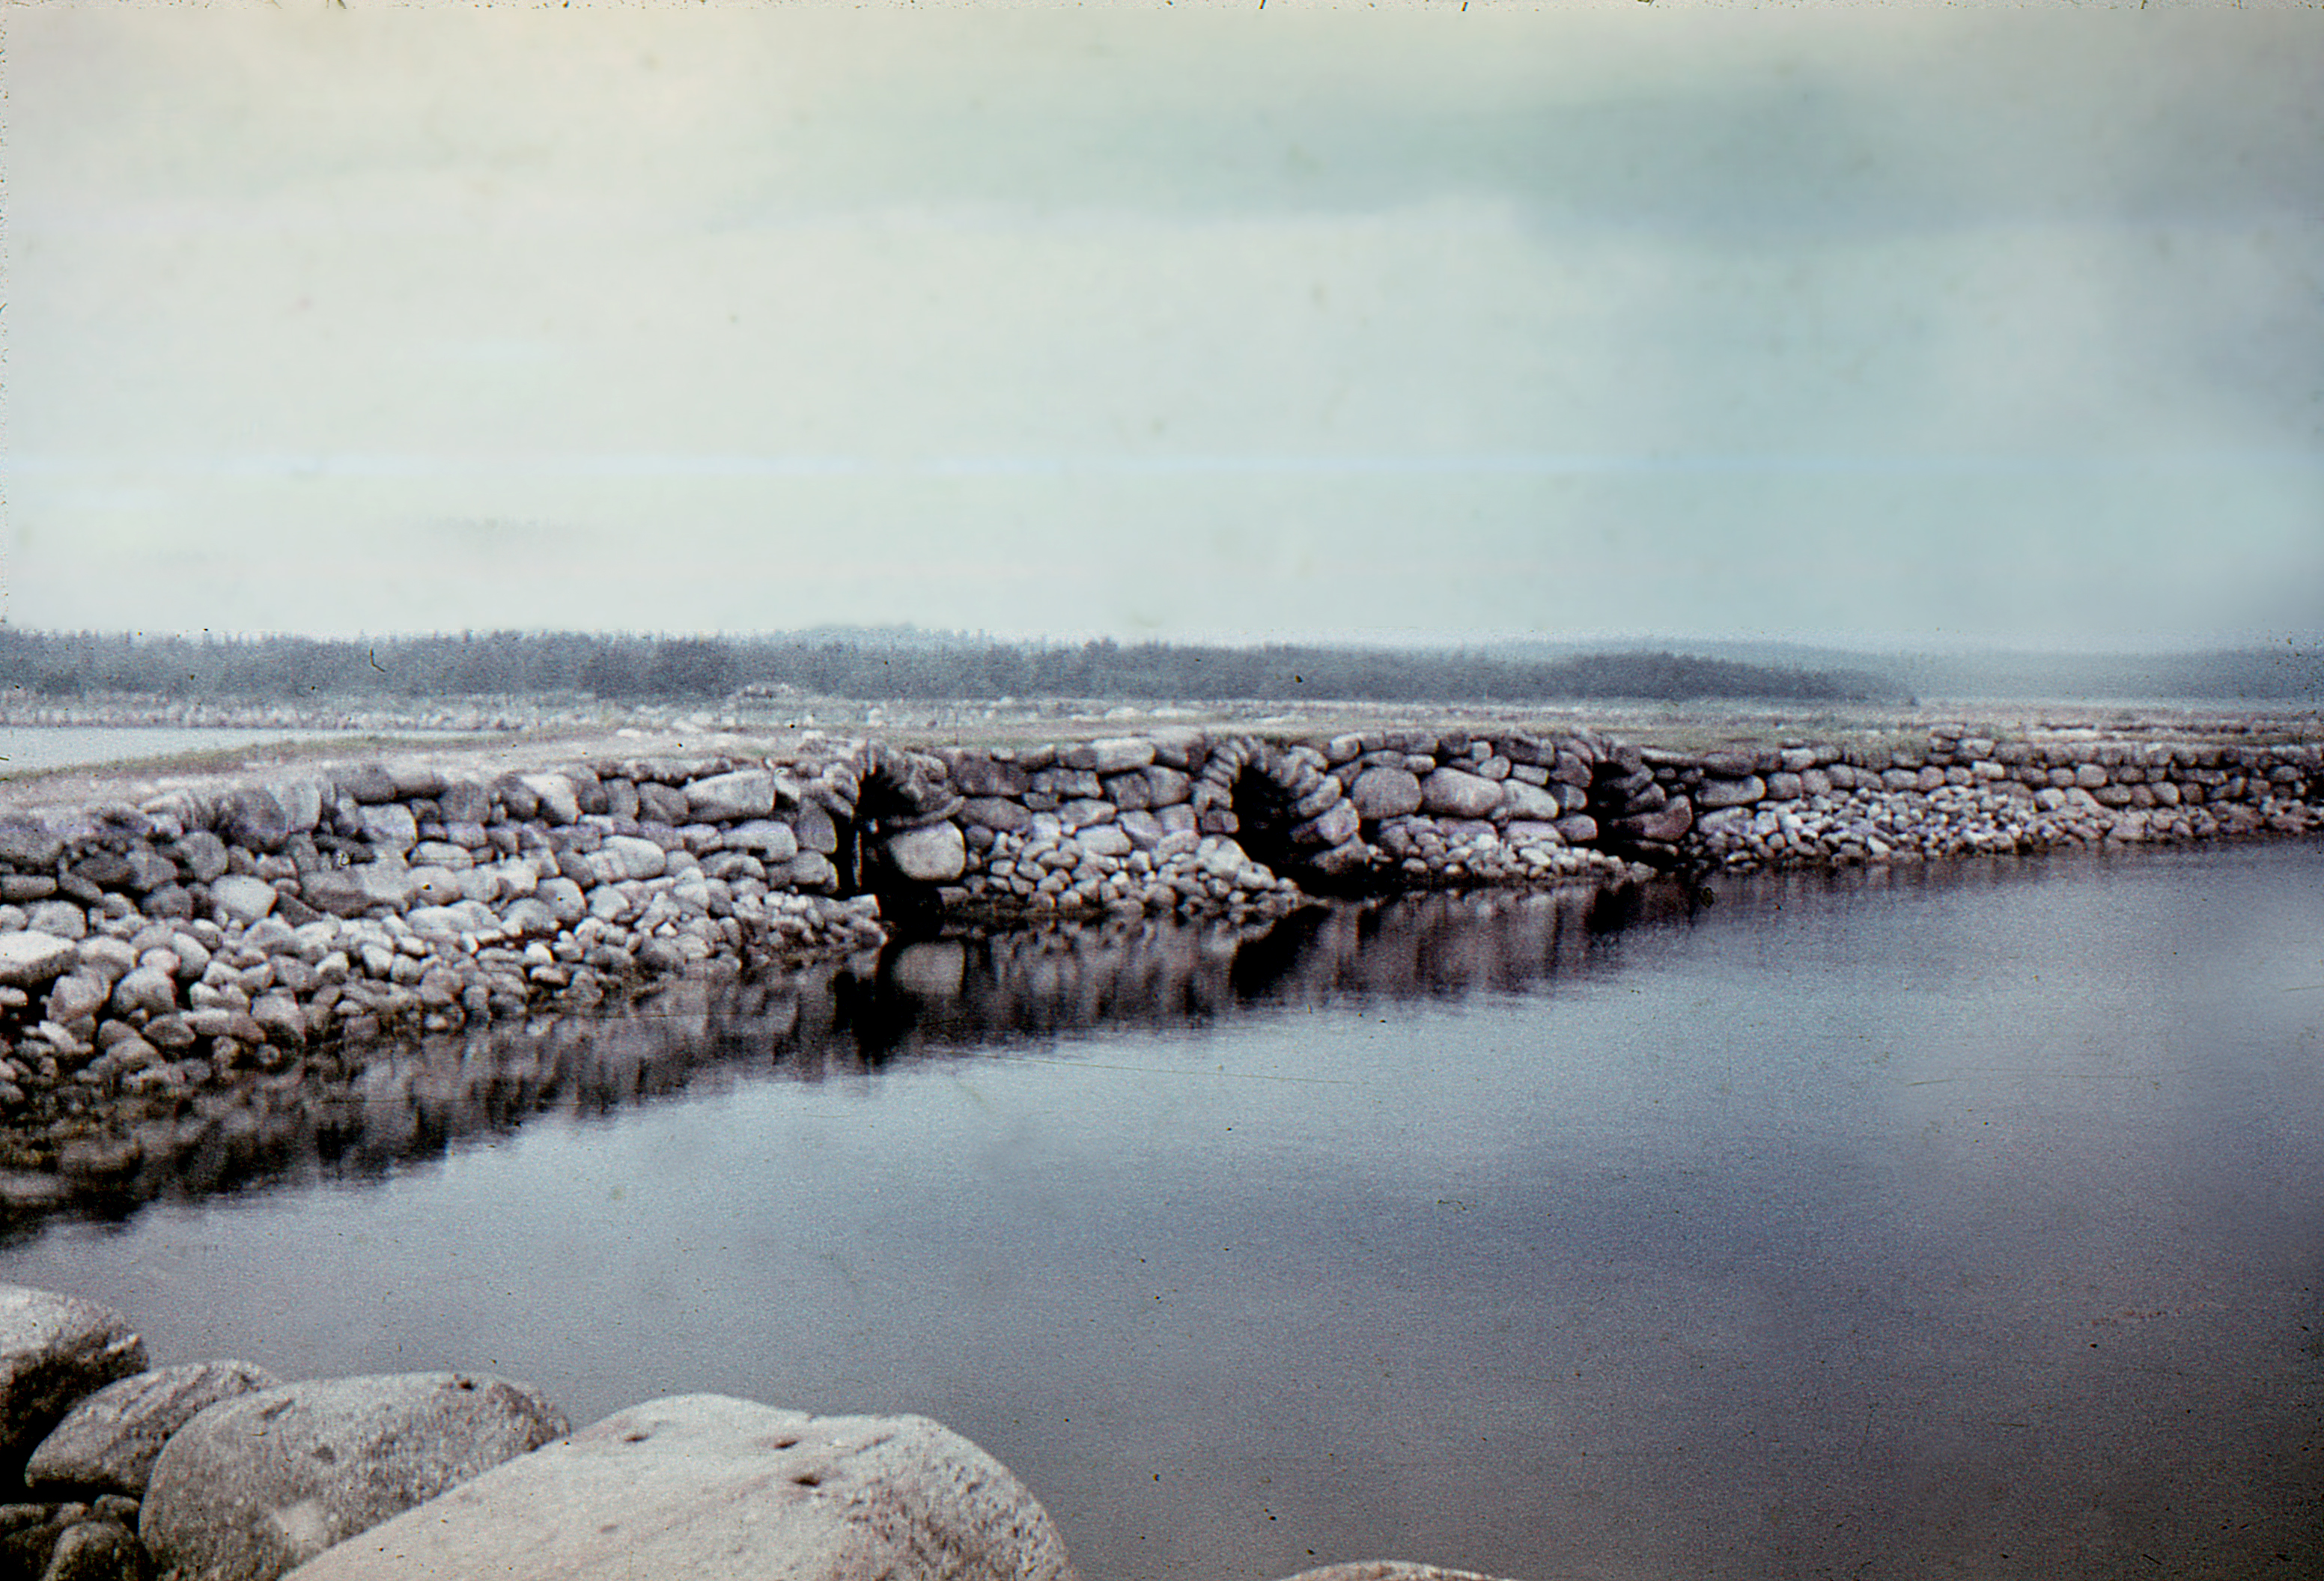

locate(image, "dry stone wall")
[[0, 720, 2316, 1157]]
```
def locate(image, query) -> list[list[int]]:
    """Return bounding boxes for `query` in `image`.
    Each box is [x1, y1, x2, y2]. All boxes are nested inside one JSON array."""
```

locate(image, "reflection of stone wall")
[[0, 887, 1679, 1228]]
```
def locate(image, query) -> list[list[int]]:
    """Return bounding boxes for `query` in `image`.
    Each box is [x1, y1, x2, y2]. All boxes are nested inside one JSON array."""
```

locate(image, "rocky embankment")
[[0, 1282, 1506, 1581], [0, 716, 2316, 1172]]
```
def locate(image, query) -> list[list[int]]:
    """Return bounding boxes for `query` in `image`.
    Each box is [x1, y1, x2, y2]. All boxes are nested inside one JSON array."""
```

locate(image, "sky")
[[4, 2, 2320, 651]]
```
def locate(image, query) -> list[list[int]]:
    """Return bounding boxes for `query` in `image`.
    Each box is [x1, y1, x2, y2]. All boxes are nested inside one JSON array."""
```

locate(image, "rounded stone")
[[884, 824, 968, 883]]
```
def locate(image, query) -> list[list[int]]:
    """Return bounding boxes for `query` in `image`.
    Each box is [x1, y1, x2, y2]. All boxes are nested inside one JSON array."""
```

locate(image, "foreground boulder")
[[0, 1287, 146, 1476], [25, 1359, 279, 1497], [280, 1394, 1080, 1581], [142, 1371, 569, 1581]]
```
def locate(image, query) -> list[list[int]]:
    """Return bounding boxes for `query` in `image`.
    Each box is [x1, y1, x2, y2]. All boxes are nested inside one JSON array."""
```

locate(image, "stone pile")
[[0, 1283, 1511, 1581], [1615, 726, 2324, 871]]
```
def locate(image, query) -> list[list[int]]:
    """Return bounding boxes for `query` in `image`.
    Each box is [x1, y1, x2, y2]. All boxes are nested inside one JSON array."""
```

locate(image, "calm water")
[[4, 844, 2322, 1581]]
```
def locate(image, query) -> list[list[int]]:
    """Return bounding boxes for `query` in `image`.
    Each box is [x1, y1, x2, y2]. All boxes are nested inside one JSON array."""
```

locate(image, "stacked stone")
[[943, 731, 1296, 916], [1663, 729, 2324, 870], [943, 725, 1645, 908], [0, 753, 896, 1135]]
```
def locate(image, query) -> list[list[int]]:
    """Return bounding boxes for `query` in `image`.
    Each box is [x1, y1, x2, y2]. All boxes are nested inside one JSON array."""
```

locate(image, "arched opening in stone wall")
[[1226, 764, 1307, 878], [846, 752, 962, 935], [849, 767, 924, 922]]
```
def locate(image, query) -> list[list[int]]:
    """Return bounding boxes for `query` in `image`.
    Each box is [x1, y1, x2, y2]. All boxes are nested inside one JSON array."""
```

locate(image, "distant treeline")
[[0, 629, 1899, 707]]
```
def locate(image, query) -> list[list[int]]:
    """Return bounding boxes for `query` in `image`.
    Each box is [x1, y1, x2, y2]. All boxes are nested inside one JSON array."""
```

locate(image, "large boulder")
[[1419, 769, 1502, 820], [0, 820, 65, 871], [1348, 767, 1425, 820], [685, 770, 775, 823], [1495, 779, 1563, 821], [207, 876, 280, 926], [884, 824, 967, 883], [0, 933, 79, 990], [515, 773, 580, 826], [216, 787, 292, 852], [598, 836, 669, 883], [351, 804, 417, 854], [299, 864, 417, 919], [0, 1287, 147, 1475], [279, 1395, 1079, 1581], [26, 1359, 279, 1498], [723, 820, 800, 862], [1694, 776, 1765, 811], [142, 1372, 569, 1581]]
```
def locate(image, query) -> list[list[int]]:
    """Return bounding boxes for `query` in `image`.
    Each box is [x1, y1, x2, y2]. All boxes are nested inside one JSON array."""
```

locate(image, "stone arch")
[[1206, 737, 1374, 892], [848, 745, 967, 927]]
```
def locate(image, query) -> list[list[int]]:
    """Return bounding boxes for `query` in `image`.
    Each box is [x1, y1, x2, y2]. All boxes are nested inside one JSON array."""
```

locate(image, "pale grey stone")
[[958, 798, 1032, 835], [207, 876, 279, 926], [353, 805, 416, 853], [45, 972, 110, 1025], [949, 755, 1028, 798], [76, 937, 138, 984], [110, 967, 177, 1020], [600, 837, 669, 882], [1554, 814, 1599, 844], [26, 1360, 280, 1498], [1114, 810, 1164, 850], [250, 993, 306, 1044], [1059, 799, 1116, 832], [535, 879, 586, 926], [276, 1395, 1078, 1581], [143, 1372, 568, 1581], [1140, 765, 1193, 807], [1077, 825, 1134, 859], [175, 831, 231, 884], [299, 865, 416, 919], [0, 1286, 147, 1472], [1420, 769, 1502, 820], [514, 774, 580, 826], [885, 824, 967, 883], [1348, 767, 1423, 820], [0, 932, 79, 990], [404, 868, 464, 907], [0, 820, 65, 871], [1295, 800, 1360, 847], [784, 853, 838, 892], [497, 898, 558, 938], [438, 780, 495, 825], [723, 820, 800, 862], [1495, 779, 1562, 820], [25, 901, 88, 941], [1086, 737, 1156, 773], [794, 803, 840, 856], [1694, 777, 1765, 811], [685, 770, 775, 823], [332, 764, 399, 805]]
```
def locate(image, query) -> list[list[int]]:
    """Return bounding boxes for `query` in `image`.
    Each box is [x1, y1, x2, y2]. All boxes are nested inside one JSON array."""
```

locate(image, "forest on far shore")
[[0, 629, 1907, 707]]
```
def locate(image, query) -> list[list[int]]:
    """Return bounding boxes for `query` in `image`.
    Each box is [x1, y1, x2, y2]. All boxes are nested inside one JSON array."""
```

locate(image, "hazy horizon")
[[7, 7, 2320, 651]]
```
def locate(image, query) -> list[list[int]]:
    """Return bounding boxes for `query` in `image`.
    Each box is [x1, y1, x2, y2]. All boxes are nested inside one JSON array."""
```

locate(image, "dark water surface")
[[4, 844, 2322, 1580]]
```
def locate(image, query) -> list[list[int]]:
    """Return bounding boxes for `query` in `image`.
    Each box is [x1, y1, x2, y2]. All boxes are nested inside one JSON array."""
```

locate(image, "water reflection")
[[10, 881, 1700, 1233]]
